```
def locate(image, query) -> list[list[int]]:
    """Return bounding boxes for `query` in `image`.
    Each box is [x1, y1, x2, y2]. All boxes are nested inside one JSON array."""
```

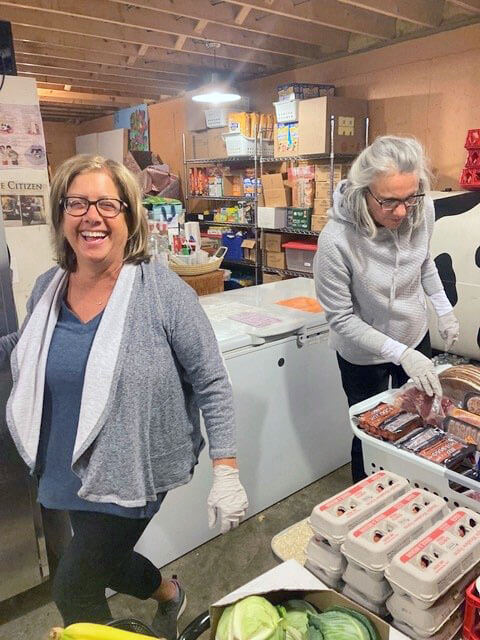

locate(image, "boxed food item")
[[261, 173, 292, 207], [266, 251, 287, 269], [315, 163, 350, 183], [274, 122, 299, 157], [385, 508, 480, 608], [310, 471, 409, 549], [241, 238, 256, 261], [210, 559, 411, 640], [314, 197, 330, 217], [314, 181, 332, 199], [222, 174, 244, 197], [257, 206, 288, 229], [342, 489, 449, 578], [277, 82, 335, 102], [289, 165, 315, 208], [287, 207, 312, 230], [228, 111, 250, 136]]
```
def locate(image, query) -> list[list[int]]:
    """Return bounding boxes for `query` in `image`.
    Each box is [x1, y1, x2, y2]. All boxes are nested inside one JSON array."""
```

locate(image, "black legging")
[[336, 333, 432, 483], [52, 510, 162, 626]]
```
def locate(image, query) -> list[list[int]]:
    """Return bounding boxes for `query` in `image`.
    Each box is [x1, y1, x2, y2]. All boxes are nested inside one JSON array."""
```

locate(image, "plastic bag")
[[393, 383, 455, 428]]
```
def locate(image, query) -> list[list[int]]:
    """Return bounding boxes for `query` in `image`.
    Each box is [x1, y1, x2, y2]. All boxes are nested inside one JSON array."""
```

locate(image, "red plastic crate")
[[465, 129, 480, 149], [460, 168, 480, 190], [465, 149, 480, 168], [463, 580, 480, 640]]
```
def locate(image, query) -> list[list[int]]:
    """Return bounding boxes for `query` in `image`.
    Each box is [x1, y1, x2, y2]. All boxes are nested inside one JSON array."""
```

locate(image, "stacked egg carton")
[[341, 489, 449, 618], [305, 471, 409, 591], [385, 507, 480, 640]]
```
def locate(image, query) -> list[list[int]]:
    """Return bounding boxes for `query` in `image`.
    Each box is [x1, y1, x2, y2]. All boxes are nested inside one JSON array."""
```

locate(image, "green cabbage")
[[216, 596, 283, 640], [308, 611, 370, 640]]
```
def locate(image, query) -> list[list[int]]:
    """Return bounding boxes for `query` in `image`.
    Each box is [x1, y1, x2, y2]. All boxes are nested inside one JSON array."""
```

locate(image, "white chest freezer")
[[136, 278, 350, 568]]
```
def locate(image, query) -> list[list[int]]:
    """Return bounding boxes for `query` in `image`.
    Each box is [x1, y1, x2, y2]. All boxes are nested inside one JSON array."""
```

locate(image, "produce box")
[[210, 559, 410, 640]]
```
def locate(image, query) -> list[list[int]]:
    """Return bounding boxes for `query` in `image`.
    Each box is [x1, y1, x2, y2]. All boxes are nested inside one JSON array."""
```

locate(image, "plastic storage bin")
[[309, 471, 409, 548], [282, 241, 316, 273], [385, 507, 480, 608], [223, 132, 274, 157], [273, 100, 299, 123]]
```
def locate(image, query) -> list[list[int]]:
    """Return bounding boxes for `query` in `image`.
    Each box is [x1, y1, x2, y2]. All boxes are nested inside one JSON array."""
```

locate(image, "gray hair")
[[343, 135, 433, 238]]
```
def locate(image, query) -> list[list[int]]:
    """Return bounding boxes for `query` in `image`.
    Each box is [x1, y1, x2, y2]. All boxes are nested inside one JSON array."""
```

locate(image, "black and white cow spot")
[[434, 252, 458, 307]]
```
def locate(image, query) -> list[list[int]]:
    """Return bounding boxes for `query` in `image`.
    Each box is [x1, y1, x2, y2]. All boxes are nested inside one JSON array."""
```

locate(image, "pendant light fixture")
[[191, 42, 241, 105]]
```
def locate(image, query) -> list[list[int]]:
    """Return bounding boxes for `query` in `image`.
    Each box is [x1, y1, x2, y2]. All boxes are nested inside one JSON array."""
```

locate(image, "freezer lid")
[[200, 277, 327, 353]]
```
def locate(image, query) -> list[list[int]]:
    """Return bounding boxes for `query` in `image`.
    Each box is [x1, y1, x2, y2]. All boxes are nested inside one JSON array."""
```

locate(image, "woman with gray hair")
[[314, 136, 459, 481], [0, 154, 248, 636]]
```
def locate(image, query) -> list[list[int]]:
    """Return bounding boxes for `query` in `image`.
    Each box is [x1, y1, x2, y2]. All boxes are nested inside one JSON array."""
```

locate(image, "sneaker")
[[152, 578, 187, 640]]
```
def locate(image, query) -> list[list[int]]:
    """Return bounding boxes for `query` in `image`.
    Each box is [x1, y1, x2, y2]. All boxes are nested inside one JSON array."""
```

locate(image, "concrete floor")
[[0, 464, 351, 640]]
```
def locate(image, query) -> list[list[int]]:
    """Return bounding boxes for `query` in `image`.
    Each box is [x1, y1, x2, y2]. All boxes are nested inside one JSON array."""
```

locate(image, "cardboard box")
[[186, 100, 207, 132], [262, 173, 292, 207], [315, 163, 350, 183], [314, 181, 332, 199], [184, 131, 208, 160], [210, 560, 407, 640], [241, 238, 256, 261], [262, 273, 286, 283], [314, 198, 330, 217], [257, 206, 287, 229], [223, 174, 244, 197], [311, 214, 328, 232], [289, 166, 315, 208], [263, 232, 296, 253], [266, 251, 287, 269], [298, 97, 367, 156], [287, 207, 312, 230], [207, 126, 229, 159]]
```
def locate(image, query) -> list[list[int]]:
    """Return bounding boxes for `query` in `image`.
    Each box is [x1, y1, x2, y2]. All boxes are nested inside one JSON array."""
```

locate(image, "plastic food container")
[[342, 489, 449, 578], [273, 100, 299, 123], [392, 604, 464, 640], [305, 535, 346, 579], [342, 562, 392, 604], [304, 558, 344, 591], [310, 471, 409, 548], [385, 507, 480, 608], [341, 583, 389, 618], [282, 241, 317, 273]]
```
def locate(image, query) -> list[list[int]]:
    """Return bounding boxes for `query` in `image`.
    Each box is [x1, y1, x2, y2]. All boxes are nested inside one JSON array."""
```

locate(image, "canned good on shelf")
[[342, 489, 449, 577], [309, 470, 409, 546], [385, 507, 480, 608]]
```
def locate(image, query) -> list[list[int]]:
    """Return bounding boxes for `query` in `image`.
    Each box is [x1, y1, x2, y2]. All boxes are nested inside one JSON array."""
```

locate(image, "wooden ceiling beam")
[[17, 64, 187, 92], [29, 76, 169, 99], [336, 0, 444, 27], [1, 0, 321, 61], [109, 0, 350, 51], [38, 89, 154, 107], [5, 6, 271, 73], [448, 0, 480, 12], [222, 0, 396, 39], [16, 57, 190, 85]]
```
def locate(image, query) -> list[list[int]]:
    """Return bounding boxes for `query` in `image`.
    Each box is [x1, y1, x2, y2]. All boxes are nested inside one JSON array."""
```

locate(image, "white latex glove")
[[399, 348, 442, 397], [207, 465, 248, 534], [437, 311, 460, 352]]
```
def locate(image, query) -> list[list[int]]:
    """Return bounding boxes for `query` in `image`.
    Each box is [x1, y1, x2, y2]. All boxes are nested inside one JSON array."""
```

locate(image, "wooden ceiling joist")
[[336, 0, 444, 28], [38, 89, 151, 107], [448, 0, 480, 12]]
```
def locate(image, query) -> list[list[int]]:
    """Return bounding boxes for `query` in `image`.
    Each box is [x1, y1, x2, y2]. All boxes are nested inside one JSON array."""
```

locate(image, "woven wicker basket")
[[169, 247, 227, 276]]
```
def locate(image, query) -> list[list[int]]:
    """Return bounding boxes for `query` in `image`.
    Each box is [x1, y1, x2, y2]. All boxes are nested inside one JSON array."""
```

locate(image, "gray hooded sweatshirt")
[[314, 181, 444, 366]]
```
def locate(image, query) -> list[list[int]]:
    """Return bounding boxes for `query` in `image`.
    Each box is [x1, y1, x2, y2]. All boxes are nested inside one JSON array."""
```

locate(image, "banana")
[[49, 622, 158, 640]]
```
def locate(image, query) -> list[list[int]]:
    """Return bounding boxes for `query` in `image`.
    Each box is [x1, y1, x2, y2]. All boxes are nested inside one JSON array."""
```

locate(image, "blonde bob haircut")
[[50, 154, 149, 271], [342, 135, 433, 238]]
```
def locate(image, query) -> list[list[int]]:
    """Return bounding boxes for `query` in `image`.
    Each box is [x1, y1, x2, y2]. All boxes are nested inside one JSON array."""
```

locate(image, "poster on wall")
[[0, 175, 49, 226], [114, 103, 149, 151], [0, 104, 47, 170]]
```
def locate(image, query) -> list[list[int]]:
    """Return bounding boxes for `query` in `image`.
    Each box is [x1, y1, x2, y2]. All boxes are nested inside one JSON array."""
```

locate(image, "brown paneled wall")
[[240, 24, 480, 190], [43, 121, 77, 176]]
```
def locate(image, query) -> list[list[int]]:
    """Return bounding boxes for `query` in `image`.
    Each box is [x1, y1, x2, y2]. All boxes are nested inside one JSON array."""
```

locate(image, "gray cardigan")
[[314, 183, 444, 366], [2, 261, 236, 507]]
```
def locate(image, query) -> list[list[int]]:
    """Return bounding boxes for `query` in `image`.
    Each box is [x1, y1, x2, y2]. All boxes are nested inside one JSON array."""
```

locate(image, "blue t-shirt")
[[37, 300, 165, 519]]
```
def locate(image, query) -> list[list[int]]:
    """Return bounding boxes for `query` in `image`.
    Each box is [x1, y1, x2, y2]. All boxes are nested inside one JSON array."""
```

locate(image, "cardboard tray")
[[305, 535, 346, 578], [210, 560, 410, 640], [342, 562, 392, 604]]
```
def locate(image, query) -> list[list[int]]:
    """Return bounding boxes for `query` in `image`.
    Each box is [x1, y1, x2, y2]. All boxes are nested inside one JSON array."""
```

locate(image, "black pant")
[[336, 333, 432, 483], [52, 510, 162, 626]]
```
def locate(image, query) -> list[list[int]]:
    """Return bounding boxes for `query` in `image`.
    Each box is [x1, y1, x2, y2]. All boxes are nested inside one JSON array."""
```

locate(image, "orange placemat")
[[276, 297, 324, 313]]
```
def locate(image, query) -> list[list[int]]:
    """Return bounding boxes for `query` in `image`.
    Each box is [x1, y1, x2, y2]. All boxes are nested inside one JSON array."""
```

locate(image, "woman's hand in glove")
[[207, 463, 248, 534], [437, 311, 460, 352], [399, 348, 442, 397]]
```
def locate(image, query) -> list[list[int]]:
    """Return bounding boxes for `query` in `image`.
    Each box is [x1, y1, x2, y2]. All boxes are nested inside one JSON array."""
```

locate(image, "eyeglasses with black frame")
[[61, 197, 128, 218], [366, 188, 425, 212]]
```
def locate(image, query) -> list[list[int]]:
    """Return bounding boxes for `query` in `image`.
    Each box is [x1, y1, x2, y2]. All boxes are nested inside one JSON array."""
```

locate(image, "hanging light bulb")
[[191, 43, 242, 105]]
